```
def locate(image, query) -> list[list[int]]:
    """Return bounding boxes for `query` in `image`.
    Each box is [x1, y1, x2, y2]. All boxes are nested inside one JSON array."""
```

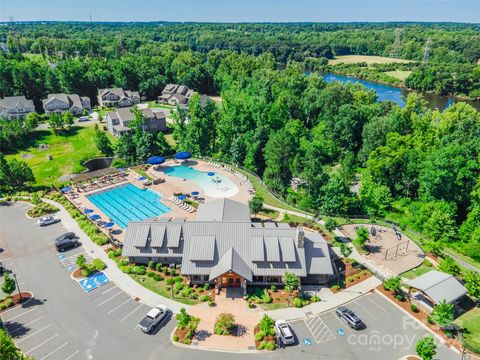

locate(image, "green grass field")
[[6, 126, 105, 186], [455, 307, 480, 354], [400, 264, 432, 280], [384, 70, 412, 81]]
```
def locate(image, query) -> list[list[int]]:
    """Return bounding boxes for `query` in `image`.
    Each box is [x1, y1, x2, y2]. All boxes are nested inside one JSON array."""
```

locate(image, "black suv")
[[55, 233, 80, 252], [336, 306, 363, 329]]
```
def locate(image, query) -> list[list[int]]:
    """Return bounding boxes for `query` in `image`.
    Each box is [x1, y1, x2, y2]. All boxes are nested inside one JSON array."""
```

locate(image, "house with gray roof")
[[97, 88, 140, 108], [157, 84, 196, 108], [0, 96, 35, 120], [122, 199, 335, 290], [42, 93, 91, 115], [105, 107, 166, 136]]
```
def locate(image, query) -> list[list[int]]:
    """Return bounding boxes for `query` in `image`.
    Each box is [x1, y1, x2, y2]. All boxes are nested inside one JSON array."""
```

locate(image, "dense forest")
[[0, 22, 479, 262]]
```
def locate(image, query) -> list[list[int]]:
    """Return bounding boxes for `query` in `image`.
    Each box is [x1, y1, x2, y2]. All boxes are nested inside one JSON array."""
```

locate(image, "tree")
[[135, 131, 157, 164], [282, 272, 300, 306], [416, 336, 437, 360], [354, 227, 369, 249], [383, 276, 402, 294], [339, 243, 352, 258], [76, 254, 87, 270], [115, 134, 136, 165], [359, 173, 392, 218], [319, 174, 355, 216], [463, 271, 480, 302], [61, 111, 74, 130], [324, 218, 337, 233], [156, 132, 171, 155], [258, 315, 275, 334], [176, 308, 192, 330], [215, 312, 236, 334], [46, 113, 64, 133], [431, 300, 454, 328], [7, 159, 35, 188], [249, 194, 263, 219], [0, 328, 22, 360], [2, 272, 16, 297], [0, 153, 12, 189], [437, 257, 461, 277], [94, 127, 113, 156]]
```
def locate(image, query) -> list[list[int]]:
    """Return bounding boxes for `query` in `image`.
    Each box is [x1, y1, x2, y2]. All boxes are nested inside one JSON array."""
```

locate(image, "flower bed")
[[254, 315, 277, 350], [173, 308, 200, 345], [0, 292, 32, 312]]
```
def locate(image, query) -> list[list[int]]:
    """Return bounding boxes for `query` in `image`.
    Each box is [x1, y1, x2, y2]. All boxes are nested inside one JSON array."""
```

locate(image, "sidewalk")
[[267, 276, 381, 321], [43, 198, 187, 314]]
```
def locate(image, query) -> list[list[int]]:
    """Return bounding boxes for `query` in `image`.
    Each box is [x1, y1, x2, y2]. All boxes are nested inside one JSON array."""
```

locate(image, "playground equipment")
[[385, 240, 411, 260]]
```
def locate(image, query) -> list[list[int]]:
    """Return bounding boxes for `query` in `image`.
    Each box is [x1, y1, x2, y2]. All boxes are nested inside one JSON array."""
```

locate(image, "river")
[[323, 73, 480, 111]]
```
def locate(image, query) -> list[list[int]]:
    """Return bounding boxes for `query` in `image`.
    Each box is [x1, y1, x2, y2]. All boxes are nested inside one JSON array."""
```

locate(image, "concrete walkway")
[[267, 276, 382, 321], [43, 198, 187, 314]]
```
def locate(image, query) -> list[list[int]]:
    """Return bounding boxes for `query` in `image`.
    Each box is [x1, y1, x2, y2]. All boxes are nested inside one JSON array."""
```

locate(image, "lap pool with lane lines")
[[87, 183, 171, 228]]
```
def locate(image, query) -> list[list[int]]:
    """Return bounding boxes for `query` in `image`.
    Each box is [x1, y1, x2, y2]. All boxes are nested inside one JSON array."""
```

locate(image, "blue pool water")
[[87, 184, 170, 228], [164, 165, 238, 198]]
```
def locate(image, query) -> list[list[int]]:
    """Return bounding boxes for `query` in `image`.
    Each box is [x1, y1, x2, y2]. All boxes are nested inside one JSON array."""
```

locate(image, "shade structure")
[[207, 172, 215, 176], [147, 156, 166, 165], [84, 209, 94, 214], [61, 186, 72, 193], [104, 222, 114, 228], [191, 191, 199, 196], [174, 151, 191, 160], [89, 214, 101, 221], [178, 195, 187, 200]]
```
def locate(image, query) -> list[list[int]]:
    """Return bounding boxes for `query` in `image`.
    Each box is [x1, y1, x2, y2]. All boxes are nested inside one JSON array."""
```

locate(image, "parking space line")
[[364, 295, 388, 313], [97, 291, 123, 306], [64, 350, 79, 360], [24, 333, 59, 355], [107, 298, 131, 315], [120, 303, 144, 322], [39, 341, 69, 360], [350, 298, 378, 320], [6, 307, 39, 321], [17, 324, 51, 343], [328, 311, 351, 331], [101, 285, 118, 295], [10, 316, 44, 334]]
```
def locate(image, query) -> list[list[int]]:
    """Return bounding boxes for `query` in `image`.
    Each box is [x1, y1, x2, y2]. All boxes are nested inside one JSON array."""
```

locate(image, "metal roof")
[[407, 270, 466, 304], [209, 248, 252, 281], [133, 224, 150, 247], [150, 224, 166, 248], [279, 236, 296, 262], [189, 235, 216, 261], [264, 236, 280, 262], [251, 236, 264, 262], [196, 198, 250, 222], [166, 225, 182, 248]]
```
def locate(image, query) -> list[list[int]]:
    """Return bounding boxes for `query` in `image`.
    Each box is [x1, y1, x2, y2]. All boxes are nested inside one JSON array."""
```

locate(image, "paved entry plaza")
[[340, 224, 425, 275]]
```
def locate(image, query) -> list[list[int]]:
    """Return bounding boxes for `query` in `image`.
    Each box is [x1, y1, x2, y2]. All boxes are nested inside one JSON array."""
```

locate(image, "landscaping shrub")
[[255, 331, 265, 342], [310, 295, 321, 302], [148, 260, 154, 269], [108, 251, 116, 259], [147, 271, 155, 277], [173, 276, 183, 283], [166, 277, 176, 286], [156, 263, 163, 272], [330, 285, 340, 291], [174, 282, 184, 292], [264, 341, 275, 351], [346, 276, 354, 283], [257, 341, 266, 350], [270, 285, 277, 293], [293, 297, 304, 308], [203, 283, 209, 291], [361, 271, 367, 276], [411, 304, 418, 313], [190, 293, 198, 299], [396, 294, 404, 302], [353, 274, 360, 280], [207, 300, 215, 306], [92, 258, 106, 271], [261, 289, 273, 304], [215, 313, 236, 335], [113, 248, 122, 257], [259, 314, 275, 333], [153, 274, 163, 281], [134, 266, 146, 275], [173, 335, 179, 342], [200, 295, 210, 302]]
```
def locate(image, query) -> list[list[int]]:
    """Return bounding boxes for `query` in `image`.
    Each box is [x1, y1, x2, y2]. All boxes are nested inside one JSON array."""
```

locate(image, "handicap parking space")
[[1, 303, 80, 360], [57, 248, 89, 272]]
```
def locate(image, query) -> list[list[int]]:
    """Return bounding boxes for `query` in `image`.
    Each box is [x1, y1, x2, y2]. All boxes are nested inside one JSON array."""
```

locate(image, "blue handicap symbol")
[[336, 328, 346, 336], [303, 338, 312, 346], [67, 265, 74, 271], [58, 254, 65, 259]]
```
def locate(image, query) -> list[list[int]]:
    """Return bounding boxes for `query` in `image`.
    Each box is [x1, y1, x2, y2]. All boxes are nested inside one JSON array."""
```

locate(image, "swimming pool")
[[163, 165, 239, 198], [87, 184, 171, 228]]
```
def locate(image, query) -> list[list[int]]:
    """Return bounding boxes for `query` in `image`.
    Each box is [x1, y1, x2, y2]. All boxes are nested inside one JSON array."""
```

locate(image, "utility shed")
[[407, 270, 467, 304]]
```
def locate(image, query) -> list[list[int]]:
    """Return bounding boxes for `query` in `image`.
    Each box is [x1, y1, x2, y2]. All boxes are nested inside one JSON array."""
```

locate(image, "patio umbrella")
[[89, 214, 101, 221], [174, 151, 191, 160], [138, 176, 146, 181], [147, 156, 166, 165], [84, 209, 94, 214], [104, 222, 114, 229], [61, 186, 72, 193], [178, 195, 187, 201], [207, 172, 215, 176], [191, 191, 199, 196], [118, 167, 126, 172]]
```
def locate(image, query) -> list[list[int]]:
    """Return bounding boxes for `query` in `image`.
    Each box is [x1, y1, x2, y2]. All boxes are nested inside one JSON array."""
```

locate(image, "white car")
[[78, 116, 90, 122], [275, 319, 295, 345], [138, 305, 168, 333], [37, 215, 60, 227]]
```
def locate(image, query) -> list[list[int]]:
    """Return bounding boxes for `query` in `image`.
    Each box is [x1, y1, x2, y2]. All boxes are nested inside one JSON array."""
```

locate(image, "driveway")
[[0, 202, 460, 360]]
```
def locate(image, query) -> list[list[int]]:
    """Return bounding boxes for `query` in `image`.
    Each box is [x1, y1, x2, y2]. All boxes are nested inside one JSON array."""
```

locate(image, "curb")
[[374, 289, 446, 345]]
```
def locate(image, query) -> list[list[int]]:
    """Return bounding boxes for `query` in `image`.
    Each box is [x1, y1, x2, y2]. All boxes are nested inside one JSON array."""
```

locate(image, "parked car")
[[275, 319, 295, 345], [78, 116, 90, 122], [55, 236, 80, 252], [336, 306, 363, 329], [55, 232, 77, 243], [37, 215, 60, 227], [139, 305, 168, 333]]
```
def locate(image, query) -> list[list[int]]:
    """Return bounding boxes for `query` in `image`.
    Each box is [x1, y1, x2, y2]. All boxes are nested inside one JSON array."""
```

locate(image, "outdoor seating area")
[[70, 170, 128, 193], [207, 161, 255, 195], [167, 195, 196, 213]]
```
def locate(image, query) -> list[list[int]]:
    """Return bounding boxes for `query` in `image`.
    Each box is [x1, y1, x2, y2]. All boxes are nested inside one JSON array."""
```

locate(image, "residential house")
[[122, 198, 336, 292], [42, 93, 91, 115], [105, 107, 166, 136], [97, 88, 140, 108], [0, 96, 35, 120], [157, 84, 196, 107]]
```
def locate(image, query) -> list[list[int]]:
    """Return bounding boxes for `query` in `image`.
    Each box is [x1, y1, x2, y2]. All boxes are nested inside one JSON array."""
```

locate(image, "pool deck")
[[65, 159, 252, 244]]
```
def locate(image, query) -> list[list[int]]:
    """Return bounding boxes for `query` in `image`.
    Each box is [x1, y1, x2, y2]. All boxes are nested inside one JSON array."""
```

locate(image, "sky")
[[1, 0, 479, 23]]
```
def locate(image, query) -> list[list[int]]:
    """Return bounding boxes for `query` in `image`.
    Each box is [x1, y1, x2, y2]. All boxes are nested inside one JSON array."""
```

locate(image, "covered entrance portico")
[[209, 247, 252, 296], [218, 271, 244, 288]]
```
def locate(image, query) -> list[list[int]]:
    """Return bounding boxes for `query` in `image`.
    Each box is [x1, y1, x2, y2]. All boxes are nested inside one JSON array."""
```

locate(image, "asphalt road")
[[0, 202, 459, 360]]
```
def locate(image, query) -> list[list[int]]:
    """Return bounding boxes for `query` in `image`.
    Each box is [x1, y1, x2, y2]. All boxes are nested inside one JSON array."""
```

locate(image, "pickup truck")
[[138, 305, 168, 333]]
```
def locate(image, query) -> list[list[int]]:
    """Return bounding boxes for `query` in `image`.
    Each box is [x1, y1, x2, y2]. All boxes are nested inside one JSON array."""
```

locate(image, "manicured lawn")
[[5, 126, 105, 186], [401, 264, 433, 280], [256, 208, 279, 220], [259, 302, 289, 311], [455, 307, 480, 354], [130, 274, 200, 305], [384, 70, 412, 81], [147, 101, 175, 109]]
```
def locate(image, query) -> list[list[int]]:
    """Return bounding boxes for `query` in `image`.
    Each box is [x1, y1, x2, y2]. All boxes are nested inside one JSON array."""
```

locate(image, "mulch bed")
[[267, 289, 296, 304], [174, 326, 190, 344], [72, 268, 84, 279], [253, 324, 276, 349], [0, 292, 33, 313], [345, 269, 371, 288]]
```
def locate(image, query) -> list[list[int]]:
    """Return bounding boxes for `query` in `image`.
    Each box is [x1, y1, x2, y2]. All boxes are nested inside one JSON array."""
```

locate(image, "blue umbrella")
[[118, 167, 126, 171], [61, 186, 72, 193], [138, 176, 146, 181], [191, 191, 199, 196], [178, 195, 187, 201], [147, 156, 166, 165], [104, 222, 114, 228], [174, 151, 191, 160], [207, 172, 215, 176], [84, 208, 94, 214], [89, 214, 101, 221]]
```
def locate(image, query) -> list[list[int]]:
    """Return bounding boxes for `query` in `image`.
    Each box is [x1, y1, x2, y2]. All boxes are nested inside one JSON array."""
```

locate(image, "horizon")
[[2, 1, 480, 23]]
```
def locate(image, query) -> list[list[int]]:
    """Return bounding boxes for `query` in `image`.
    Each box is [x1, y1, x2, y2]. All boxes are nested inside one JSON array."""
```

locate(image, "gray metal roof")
[[0, 96, 34, 110], [189, 235, 216, 261], [134, 224, 150, 247], [407, 270, 466, 304], [209, 248, 252, 281], [264, 236, 280, 262], [196, 198, 250, 222], [251, 236, 264, 261], [279, 236, 296, 262], [150, 224, 166, 247], [166, 225, 182, 248]]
